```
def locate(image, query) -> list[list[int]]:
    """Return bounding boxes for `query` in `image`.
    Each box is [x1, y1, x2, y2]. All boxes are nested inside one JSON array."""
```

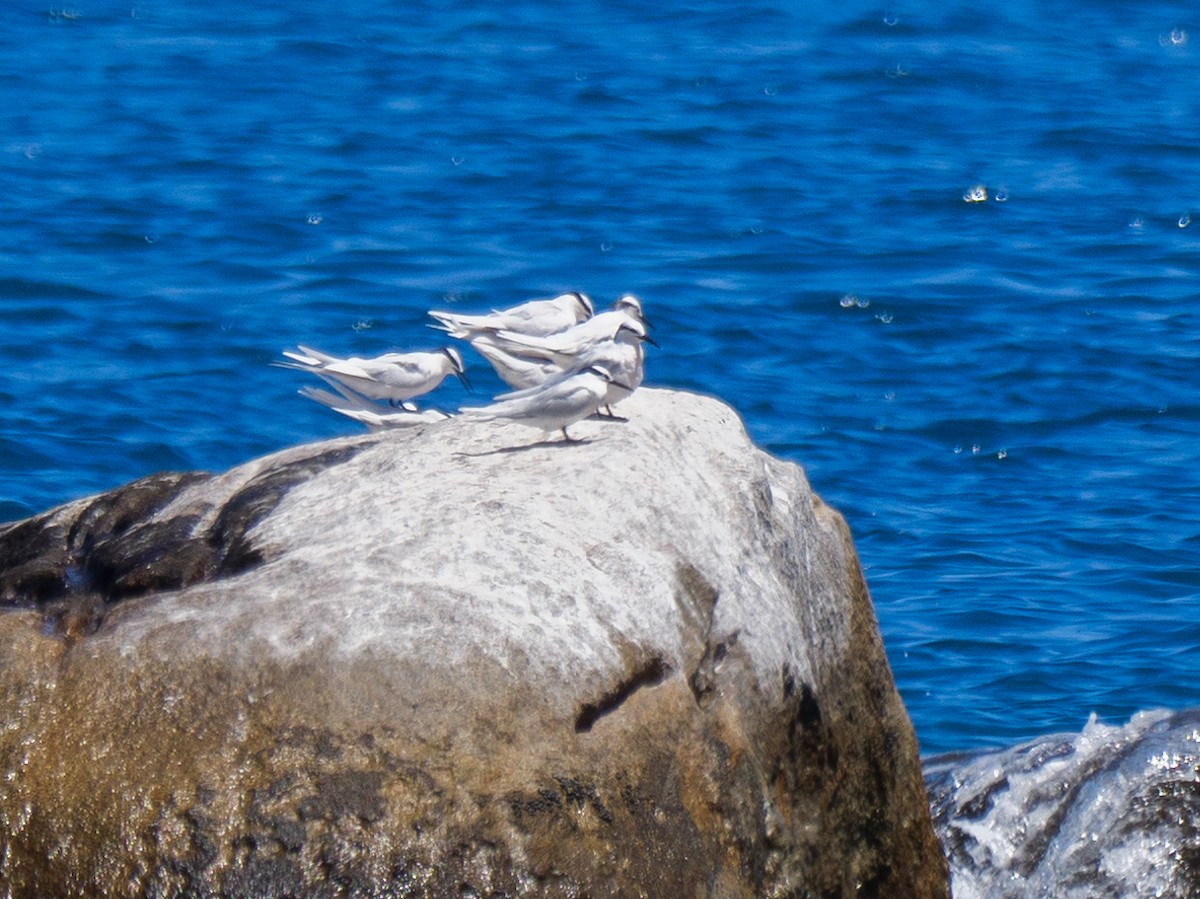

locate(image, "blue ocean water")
[[1, 1, 1197, 756]]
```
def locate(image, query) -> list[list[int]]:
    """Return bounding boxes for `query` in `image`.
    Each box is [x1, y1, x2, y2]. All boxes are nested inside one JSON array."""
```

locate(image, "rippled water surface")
[[2, 1, 1198, 754]]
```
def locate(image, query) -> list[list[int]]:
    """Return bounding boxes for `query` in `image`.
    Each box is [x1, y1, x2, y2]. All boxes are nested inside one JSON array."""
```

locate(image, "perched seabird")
[[613, 293, 650, 329], [297, 386, 452, 431], [586, 337, 644, 417], [459, 364, 631, 443], [429, 291, 593, 339], [491, 313, 656, 365], [482, 315, 652, 416], [275, 345, 469, 407], [467, 316, 650, 415], [465, 335, 564, 391]]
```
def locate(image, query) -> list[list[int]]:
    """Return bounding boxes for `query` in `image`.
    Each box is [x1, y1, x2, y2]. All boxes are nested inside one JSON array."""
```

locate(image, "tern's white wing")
[[478, 380, 595, 420], [298, 386, 449, 429], [469, 337, 562, 390], [278, 346, 461, 403], [462, 368, 607, 430], [429, 292, 593, 339], [492, 311, 643, 362]]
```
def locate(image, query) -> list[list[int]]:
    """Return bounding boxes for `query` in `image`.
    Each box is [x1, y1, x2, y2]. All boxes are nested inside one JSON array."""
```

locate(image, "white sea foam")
[[927, 708, 1200, 898]]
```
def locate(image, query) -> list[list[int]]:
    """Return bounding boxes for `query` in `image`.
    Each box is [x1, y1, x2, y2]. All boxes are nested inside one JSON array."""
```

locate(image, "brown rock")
[[0, 388, 948, 897]]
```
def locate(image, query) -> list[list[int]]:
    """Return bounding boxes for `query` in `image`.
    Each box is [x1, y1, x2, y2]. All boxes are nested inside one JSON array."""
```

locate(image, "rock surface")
[[0, 387, 948, 898]]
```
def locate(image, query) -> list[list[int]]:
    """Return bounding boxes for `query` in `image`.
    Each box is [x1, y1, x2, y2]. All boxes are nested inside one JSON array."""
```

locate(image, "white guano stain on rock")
[[94, 389, 830, 708]]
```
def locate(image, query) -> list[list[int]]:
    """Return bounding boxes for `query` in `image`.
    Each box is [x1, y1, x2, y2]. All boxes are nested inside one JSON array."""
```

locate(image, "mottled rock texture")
[[0, 387, 948, 898]]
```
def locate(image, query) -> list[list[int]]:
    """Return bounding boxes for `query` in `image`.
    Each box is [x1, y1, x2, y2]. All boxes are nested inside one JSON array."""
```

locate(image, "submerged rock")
[[0, 388, 948, 897], [926, 708, 1200, 899]]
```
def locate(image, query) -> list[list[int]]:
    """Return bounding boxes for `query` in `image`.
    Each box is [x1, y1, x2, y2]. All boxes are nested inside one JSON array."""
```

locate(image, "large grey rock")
[[0, 387, 948, 897]]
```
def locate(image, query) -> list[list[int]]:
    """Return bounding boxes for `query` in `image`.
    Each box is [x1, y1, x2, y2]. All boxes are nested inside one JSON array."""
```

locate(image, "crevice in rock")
[[674, 562, 719, 635], [782, 672, 824, 742], [776, 668, 838, 804], [796, 680, 821, 729], [688, 631, 739, 707], [574, 655, 671, 733], [675, 561, 734, 709]]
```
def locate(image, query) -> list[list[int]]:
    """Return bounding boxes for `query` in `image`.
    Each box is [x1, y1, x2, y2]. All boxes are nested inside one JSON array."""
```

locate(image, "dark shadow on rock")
[[0, 443, 368, 640], [453, 438, 595, 458]]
